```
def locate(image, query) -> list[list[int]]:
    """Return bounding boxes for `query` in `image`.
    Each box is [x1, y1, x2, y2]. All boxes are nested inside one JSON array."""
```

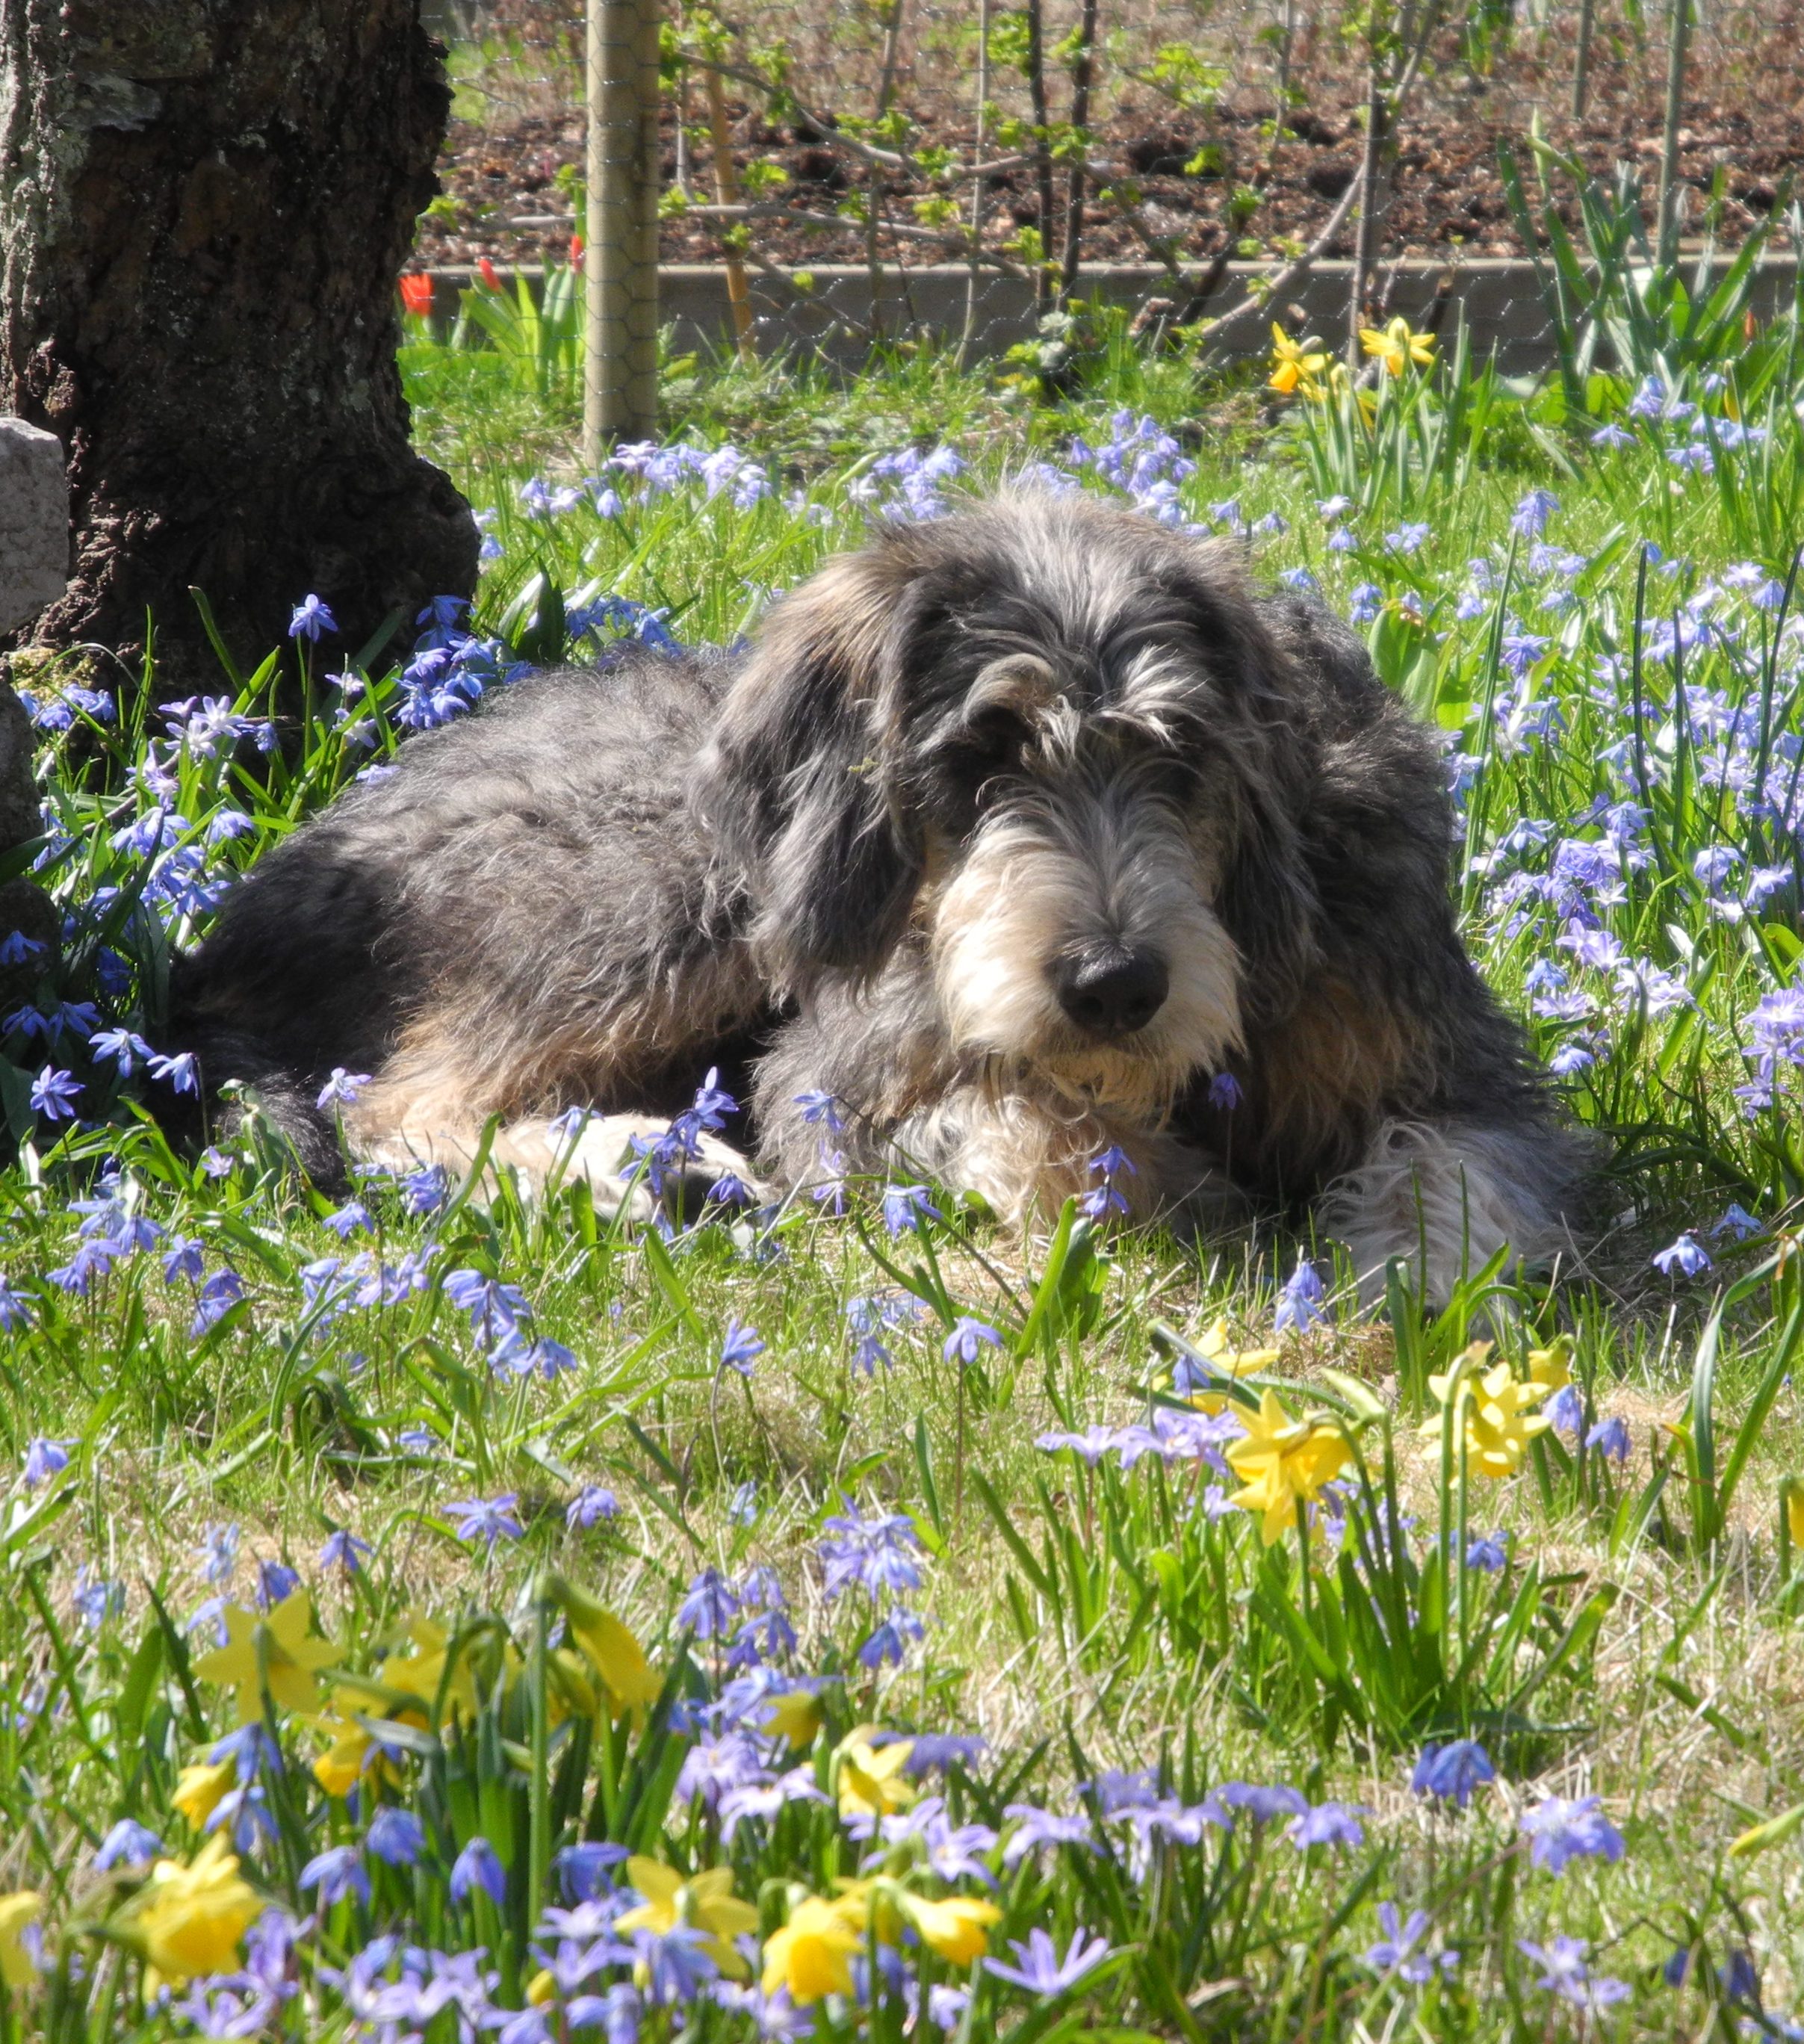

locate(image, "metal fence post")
[[585, 0, 661, 462]]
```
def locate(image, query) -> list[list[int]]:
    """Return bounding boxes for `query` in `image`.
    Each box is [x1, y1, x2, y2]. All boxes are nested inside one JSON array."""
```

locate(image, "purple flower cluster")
[[607, 1067, 748, 1227], [442, 1266, 574, 1381], [1519, 1793, 1625, 1874], [844, 1290, 929, 1374], [848, 444, 966, 521], [1037, 1405, 1244, 1475], [40, 1174, 248, 1330], [1079, 1143, 1135, 1221], [1002, 1774, 1365, 1884], [1067, 412, 1198, 526], [819, 1496, 928, 1670]]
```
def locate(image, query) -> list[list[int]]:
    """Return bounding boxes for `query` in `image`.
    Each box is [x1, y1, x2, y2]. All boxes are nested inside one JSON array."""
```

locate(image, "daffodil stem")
[[529, 1592, 551, 1928], [1295, 1496, 1312, 1624], [1456, 1431, 1472, 1709]]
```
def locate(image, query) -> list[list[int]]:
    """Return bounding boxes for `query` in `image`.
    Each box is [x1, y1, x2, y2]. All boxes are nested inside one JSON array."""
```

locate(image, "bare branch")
[[1197, 175, 1363, 356]]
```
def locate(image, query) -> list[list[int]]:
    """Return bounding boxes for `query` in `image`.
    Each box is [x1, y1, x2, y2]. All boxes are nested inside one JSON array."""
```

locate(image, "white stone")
[[0, 418, 69, 635]]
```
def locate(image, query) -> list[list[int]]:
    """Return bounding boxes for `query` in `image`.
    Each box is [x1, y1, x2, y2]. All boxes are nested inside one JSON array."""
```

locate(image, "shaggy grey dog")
[[170, 492, 1585, 1301]]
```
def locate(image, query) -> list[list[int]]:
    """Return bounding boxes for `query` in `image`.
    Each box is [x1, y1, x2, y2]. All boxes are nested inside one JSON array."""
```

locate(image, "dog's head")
[[697, 492, 1319, 1116]]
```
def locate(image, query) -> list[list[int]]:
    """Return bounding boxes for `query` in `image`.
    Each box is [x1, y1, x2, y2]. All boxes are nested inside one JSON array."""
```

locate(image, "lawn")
[[3, 235, 1804, 2042]]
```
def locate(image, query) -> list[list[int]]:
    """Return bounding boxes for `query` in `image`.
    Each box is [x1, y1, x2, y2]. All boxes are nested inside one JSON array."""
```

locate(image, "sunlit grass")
[[1, 271, 1803, 2037]]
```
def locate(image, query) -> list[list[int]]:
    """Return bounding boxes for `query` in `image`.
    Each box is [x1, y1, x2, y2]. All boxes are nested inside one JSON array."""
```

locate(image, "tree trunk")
[[0, 0, 478, 693]]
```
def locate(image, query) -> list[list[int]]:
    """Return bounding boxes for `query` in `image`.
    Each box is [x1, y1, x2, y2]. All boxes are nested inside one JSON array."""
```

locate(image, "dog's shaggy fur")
[[170, 492, 1587, 1300]]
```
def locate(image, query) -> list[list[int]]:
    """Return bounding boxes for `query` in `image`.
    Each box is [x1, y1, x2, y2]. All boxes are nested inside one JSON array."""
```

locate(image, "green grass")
[[3, 253, 1804, 2039]]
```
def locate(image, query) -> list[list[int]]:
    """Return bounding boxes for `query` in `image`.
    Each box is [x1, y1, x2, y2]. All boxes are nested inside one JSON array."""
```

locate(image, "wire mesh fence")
[[413, 0, 1803, 397]]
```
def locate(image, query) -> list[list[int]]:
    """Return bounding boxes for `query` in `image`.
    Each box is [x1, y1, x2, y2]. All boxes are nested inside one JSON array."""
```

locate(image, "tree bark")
[[0, 0, 478, 692]]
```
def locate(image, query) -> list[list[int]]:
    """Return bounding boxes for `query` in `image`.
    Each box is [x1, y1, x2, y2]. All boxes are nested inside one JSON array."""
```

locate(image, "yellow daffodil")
[[0, 1891, 40, 1989], [826, 1877, 903, 1946], [1183, 1315, 1281, 1414], [1268, 323, 1330, 395], [568, 1608, 660, 1718], [192, 1590, 338, 1724], [551, 1579, 662, 1719], [171, 1757, 236, 1830], [837, 1732, 915, 1821], [311, 1731, 365, 1800], [761, 1894, 862, 2004], [759, 1688, 824, 1749], [1360, 316, 1436, 377], [1224, 1390, 1353, 1546], [897, 1891, 1002, 1966], [128, 1836, 261, 1986], [1422, 1344, 1552, 1478], [310, 1714, 398, 1800], [1788, 1486, 1804, 1552], [333, 1614, 477, 1726], [1525, 1336, 1573, 1395], [380, 1614, 480, 1715], [616, 1856, 756, 1980], [540, 1647, 601, 1724]]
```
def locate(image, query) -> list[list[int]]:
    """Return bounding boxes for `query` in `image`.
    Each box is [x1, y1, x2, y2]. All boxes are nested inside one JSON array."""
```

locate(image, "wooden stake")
[[1657, 0, 1690, 270], [585, 0, 660, 462], [704, 66, 755, 363]]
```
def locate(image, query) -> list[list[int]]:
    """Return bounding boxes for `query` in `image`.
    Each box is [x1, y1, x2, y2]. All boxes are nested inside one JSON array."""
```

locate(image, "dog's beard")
[[929, 805, 1242, 1123]]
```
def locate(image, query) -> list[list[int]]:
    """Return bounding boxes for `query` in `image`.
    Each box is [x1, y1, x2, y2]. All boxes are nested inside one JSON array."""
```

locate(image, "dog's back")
[[169, 645, 755, 1171]]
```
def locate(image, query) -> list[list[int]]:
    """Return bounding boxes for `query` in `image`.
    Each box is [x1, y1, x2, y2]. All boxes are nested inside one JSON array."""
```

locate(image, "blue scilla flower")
[[450, 1835, 508, 1906], [444, 1492, 523, 1550], [190, 1269, 245, 1336], [288, 594, 338, 641], [365, 1806, 425, 1866], [1274, 1256, 1326, 1334], [881, 1183, 942, 1238], [943, 1315, 1003, 1366], [1519, 1793, 1625, 1874], [22, 1437, 71, 1490], [94, 1818, 161, 1871], [1585, 1416, 1631, 1465], [984, 1927, 1112, 1995], [300, 1843, 370, 1906], [677, 1567, 740, 1638], [719, 1316, 766, 1377], [1411, 1738, 1494, 1809], [1652, 1232, 1711, 1278], [29, 1064, 80, 1121], [565, 1484, 619, 1529], [1511, 488, 1560, 539], [319, 1529, 371, 1574]]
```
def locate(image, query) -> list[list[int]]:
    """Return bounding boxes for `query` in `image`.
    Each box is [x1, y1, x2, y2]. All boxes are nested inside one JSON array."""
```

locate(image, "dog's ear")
[[1166, 542, 1322, 1021], [698, 548, 924, 990], [1216, 775, 1318, 1024]]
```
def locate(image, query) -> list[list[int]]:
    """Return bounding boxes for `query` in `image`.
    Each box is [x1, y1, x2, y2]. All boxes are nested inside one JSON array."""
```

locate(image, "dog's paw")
[[546, 1113, 767, 1223]]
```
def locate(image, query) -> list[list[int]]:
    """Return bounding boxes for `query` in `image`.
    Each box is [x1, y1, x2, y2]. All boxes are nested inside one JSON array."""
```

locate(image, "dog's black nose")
[[1053, 947, 1169, 1039]]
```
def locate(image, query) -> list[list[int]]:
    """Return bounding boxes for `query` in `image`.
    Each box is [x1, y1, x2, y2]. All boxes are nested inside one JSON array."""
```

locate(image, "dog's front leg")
[[1319, 1116, 1577, 1307], [878, 1088, 1236, 1234], [346, 1083, 764, 1221]]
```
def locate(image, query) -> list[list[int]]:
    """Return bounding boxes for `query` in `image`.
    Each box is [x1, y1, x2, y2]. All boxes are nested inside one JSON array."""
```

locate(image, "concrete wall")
[[420, 257, 1801, 377]]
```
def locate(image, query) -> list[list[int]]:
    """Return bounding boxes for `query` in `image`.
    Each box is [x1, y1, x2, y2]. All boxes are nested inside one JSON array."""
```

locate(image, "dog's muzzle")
[[1050, 944, 1170, 1041]]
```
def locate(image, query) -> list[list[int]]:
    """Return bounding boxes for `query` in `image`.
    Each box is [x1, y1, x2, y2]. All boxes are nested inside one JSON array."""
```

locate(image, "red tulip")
[[569, 232, 584, 272], [398, 273, 434, 318], [478, 256, 503, 292]]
